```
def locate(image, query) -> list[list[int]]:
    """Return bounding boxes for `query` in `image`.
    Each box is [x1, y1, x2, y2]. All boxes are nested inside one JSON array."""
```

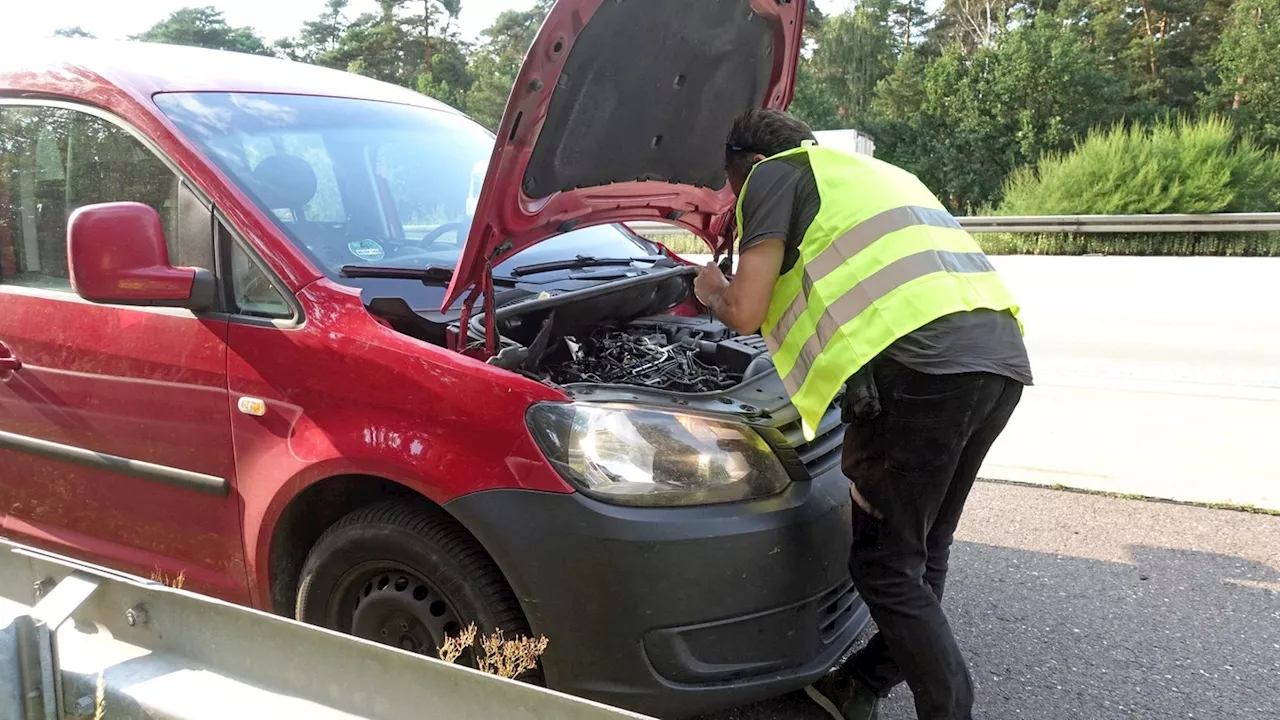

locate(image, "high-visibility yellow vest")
[[737, 141, 1023, 440]]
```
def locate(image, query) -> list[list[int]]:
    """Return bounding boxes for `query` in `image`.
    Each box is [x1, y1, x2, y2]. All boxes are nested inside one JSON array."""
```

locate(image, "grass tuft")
[[436, 623, 549, 680], [977, 231, 1280, 256], [477, 628, 549, 680], [149, 568, 186, 589], [436, 623, 477, 665]]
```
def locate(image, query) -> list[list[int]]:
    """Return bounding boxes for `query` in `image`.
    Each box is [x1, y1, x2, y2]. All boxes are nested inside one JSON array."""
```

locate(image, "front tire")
[[296, 501, 533, 672]]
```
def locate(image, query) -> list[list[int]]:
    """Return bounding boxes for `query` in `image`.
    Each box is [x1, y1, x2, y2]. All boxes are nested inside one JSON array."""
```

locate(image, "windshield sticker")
[[348, 239, 386, 262]]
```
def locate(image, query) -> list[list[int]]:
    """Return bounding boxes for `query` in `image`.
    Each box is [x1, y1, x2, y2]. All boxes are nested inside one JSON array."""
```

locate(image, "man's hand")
[[694, 261, 730, 311], [693, 239, 785, 335]]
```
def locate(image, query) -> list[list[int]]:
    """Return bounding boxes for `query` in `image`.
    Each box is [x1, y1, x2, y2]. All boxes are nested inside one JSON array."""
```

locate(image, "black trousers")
[[839, 360, 1024, 720]]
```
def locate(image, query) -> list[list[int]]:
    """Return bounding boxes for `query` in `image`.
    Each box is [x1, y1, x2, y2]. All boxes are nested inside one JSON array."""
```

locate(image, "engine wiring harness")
[[546, 327, 741, 393]]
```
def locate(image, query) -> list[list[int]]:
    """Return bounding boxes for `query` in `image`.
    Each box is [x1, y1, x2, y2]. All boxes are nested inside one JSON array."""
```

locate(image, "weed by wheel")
[[436, 623, 549, 680]]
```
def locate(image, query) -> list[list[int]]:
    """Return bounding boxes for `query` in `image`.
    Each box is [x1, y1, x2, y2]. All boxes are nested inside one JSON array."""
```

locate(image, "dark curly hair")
[[724, 109, 816, 180]]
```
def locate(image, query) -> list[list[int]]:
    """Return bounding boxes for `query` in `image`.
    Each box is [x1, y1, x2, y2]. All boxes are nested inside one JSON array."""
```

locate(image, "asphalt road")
[[979, 256, 1280, 511], [704, 482, 1280, 720]]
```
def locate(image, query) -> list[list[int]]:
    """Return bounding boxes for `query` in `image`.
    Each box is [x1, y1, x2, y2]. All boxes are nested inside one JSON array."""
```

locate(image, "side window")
[[0, 105, 182, 291], [229, 238, 292, 320]]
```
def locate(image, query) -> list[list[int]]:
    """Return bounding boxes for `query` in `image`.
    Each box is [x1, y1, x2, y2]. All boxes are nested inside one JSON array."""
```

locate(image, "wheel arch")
[[265, 473, 437, 616]]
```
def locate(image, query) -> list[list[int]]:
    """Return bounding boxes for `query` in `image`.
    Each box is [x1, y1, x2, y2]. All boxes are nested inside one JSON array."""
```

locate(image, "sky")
[[1, 0, 856, 46]]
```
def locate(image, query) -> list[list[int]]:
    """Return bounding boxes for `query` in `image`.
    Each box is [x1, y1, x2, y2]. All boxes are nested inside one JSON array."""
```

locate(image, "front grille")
[[761, 400, 845, 480], [736, 333, 844, 480], [817, 579, 861, 644]]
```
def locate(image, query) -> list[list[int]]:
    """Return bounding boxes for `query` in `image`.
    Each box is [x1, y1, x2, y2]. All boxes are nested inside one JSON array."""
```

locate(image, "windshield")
[[153, 92, 658, 288]]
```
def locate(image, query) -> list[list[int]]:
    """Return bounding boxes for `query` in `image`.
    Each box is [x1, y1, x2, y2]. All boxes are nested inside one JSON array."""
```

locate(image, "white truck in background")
[[813, 128, 877, 157]]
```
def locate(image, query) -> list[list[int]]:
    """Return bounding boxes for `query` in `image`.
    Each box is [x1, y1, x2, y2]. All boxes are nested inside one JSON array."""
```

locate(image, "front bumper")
[[445, 467, 868, 719]]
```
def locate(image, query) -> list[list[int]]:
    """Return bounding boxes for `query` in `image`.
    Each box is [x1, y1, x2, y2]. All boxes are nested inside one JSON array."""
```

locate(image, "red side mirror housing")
[[68, 202, 214, 310]]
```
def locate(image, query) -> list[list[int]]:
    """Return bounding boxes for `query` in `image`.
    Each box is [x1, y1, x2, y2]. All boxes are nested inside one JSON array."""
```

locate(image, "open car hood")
[[442, 0, 806, 311]]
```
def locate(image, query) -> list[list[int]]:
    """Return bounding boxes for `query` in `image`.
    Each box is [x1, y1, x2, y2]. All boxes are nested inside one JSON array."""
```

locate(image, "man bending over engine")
[[693, 108, 1033, 720]]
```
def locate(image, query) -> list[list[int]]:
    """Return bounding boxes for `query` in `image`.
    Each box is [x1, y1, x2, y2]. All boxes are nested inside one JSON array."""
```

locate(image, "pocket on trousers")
[[882, 381, 978, 477]]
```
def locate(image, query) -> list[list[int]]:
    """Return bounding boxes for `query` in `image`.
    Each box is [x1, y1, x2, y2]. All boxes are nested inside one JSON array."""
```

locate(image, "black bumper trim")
[[445, 467, 868, 718]]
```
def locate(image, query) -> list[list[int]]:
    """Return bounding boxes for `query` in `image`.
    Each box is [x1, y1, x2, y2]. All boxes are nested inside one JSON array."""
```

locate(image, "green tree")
[[53, 26, 96, 39], [788, 0, 834, 125], [800, 3, 900, 128], [1081, 0, 1235, 115], [418, 37, 473, 109], [306, 1, 472, 107], [275, 0, 349, 63], [132, 6, 273, 56], [930, 0, 1014, 52], [320, 7, 417, 85], [869, 8, 1128, 211], [463, 0, 552, 130], [804, 1, 829, 39], [889, 0, 931, 49], [790, 57, 843, 130], [1203, 0, 1280, 146]]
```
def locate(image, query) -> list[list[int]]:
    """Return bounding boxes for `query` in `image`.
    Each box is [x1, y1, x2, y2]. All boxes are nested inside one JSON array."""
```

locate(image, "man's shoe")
[[804, 671, 883, 720]]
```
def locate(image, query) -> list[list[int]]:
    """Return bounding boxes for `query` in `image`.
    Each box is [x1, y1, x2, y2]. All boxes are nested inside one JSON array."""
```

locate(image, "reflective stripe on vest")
[[738, 143, 1022, 440], [774, 248, 996, 392]]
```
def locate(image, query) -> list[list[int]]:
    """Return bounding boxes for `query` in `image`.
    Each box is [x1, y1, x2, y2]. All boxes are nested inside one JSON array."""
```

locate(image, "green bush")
[[977, 232, 1280, 257], [999, 116, 1280, 216]]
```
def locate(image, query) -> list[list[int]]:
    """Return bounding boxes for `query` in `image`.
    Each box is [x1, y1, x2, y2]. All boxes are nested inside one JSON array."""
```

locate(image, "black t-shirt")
[[738, 155, 1033, 385]]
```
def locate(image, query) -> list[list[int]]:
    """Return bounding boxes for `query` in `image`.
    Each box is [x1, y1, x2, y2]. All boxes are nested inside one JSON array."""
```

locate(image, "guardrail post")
[[32, 572, 101, 720], [1, 571, 103, 720], [11, 614, 45, 719]]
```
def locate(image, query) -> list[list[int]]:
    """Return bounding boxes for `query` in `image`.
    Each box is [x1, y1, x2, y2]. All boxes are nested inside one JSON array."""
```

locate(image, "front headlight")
[[526, 402, 792, 507]]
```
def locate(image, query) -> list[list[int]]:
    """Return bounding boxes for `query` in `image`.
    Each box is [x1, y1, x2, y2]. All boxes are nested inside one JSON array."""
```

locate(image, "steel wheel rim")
[[329, 561, 468, 659]]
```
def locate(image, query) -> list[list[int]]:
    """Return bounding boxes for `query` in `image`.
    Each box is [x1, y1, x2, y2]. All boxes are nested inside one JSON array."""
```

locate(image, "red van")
[[0, 2, 866, 716]]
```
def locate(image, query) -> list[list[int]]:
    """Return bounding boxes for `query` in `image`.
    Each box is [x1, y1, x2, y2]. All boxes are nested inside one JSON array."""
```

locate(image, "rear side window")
[[0, 106, 181, 291]]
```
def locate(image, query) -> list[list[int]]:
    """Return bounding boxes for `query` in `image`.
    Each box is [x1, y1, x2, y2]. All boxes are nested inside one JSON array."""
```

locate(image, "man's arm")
[[694, 158, 799, 334], [694, 238, 784, 335]]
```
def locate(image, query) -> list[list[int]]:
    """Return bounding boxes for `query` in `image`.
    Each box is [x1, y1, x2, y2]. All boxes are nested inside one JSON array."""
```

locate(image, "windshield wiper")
[[340, 265, 517, 286], [510, 255, 673, 278]]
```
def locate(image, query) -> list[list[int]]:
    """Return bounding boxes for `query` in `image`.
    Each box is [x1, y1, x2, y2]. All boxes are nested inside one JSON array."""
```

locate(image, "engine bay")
[[371, 266, 777, 396], [540, 317, 772, 393]]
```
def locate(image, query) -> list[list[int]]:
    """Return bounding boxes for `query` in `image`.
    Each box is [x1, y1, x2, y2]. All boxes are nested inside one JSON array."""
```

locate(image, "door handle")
[[0, 343, 21, 376]]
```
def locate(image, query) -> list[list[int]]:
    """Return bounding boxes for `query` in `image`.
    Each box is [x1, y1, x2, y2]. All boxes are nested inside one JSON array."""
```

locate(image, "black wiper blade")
[[340, 265, 516, 286], [341, 265, 454, 282], [511, 255, 670, 278]]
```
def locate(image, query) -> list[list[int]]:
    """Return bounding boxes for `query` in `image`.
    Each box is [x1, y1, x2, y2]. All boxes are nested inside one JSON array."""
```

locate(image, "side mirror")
[[68, 202, 214, 311]]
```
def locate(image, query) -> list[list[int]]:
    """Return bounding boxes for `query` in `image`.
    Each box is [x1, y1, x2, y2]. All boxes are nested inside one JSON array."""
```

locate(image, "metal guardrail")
[[0, 539, 653, 720], [628, 212, 1280, 238], [958, 213, 1280, 233]]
